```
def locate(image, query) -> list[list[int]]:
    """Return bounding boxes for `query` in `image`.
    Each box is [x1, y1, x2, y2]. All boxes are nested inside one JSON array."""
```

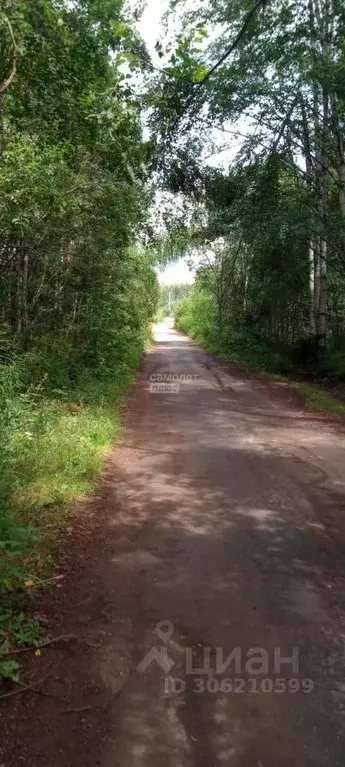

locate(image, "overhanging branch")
[[169, 0, 268, 134]]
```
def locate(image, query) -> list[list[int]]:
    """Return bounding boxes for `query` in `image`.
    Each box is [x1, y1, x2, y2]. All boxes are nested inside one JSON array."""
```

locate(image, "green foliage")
[[295, 385, 345, 416], [0, 660, 20, 683], [175, 288, 216, 341], [0, 612, 47, 682], [322, 345, 345, 380], [153, 0, 345, 364], [0, 356, 39, 593], [0, 516, 36, 594], [175, 287, 293, 373], [0, 612, 47, 647], [0, 0, 160, 640], [176, 287, 345, 415], [15, 395, 120, 509], [158, 283, 192, 318], [0, 331, 151, 595]]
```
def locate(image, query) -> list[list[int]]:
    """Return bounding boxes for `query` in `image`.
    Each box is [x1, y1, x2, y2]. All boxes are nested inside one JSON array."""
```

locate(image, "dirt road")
[[2, 323, 345, 766]]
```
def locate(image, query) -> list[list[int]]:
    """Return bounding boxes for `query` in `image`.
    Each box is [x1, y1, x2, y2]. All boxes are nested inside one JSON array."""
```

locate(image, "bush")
[[0, 360, 38, 592], [175, 289, 216, 341], [323, 344, 345, 380], [175, 289, 293, 374], [0, 299, 153, 599]]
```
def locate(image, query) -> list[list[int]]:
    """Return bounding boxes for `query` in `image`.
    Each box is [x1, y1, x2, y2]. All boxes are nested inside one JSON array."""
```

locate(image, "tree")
[[152, 0, 345, 360], [0, 0, 158, 386]]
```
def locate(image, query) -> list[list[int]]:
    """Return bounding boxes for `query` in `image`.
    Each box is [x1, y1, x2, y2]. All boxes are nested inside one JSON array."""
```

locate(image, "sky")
[[135, 0, 196, 285], [136, 0, 170, 63], [157, 257, 195, 285], [132, 0, 244, 285], [134, 2, 305, 286]]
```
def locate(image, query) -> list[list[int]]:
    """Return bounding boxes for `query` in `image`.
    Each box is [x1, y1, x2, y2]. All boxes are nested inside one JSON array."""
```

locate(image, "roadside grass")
[[176, 315, 345, 418], [0, 364, 140, 680], [211, 334, 345, 416], [294, 383, 345, 416], [14, 400, 119, 511]]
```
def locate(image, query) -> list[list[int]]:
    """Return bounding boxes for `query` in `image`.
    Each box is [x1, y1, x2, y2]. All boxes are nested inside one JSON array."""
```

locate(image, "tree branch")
[[0, 15, 17, 95], [169, 0, 268, 134]]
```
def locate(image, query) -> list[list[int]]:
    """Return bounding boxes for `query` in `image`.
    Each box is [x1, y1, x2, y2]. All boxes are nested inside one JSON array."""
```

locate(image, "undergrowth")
[[295, 384, 345, 415], [0, 341, 145, 679], [175, 291, 345, 416], [0, 608, 48, 681]]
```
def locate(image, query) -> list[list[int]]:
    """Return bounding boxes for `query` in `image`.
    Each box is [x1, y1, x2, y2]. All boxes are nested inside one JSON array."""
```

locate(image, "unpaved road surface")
[[2, 323, 345, 766]]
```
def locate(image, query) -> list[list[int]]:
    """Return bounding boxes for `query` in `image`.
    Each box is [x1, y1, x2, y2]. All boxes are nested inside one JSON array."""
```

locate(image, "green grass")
[[0, 362, 140, 666], [0, 372, 137, 682], [14, 400, 119, 510], [294, 383, 345, 416], [0, 395, 120, 596], [0, 310, 153, 678], [0, 377, 131, 576]]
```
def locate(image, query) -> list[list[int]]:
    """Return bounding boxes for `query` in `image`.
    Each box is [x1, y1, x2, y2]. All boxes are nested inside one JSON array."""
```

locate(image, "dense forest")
[[1, 0, 345, 670], [154, 0, 345, 376], [0, 0, 158, 621]]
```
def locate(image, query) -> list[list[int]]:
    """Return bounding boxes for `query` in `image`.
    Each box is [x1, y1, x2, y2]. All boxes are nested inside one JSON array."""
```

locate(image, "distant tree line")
[[157, 283, 192, 318]]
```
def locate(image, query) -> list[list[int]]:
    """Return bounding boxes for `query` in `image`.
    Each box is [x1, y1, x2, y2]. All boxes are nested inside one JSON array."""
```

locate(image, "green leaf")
[[0, 660, 20, 682]]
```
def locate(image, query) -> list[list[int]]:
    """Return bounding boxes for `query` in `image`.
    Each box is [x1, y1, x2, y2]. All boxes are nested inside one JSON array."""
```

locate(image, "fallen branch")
[[3, 635, 78, 656], [0, 678, 47, 701], [16, 677, 53, 697], [25, 574, 65, 589], [60, 705, 91, 714]]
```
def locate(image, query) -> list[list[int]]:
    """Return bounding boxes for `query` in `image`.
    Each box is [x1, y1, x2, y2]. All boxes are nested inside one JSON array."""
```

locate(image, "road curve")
[[3, 322, 345, 766]]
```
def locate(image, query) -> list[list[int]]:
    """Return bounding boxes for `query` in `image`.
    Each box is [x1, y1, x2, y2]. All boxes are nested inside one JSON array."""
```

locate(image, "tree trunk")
[[315, 9, 330, 358], [22, 251, 29, 330], [309, 240, 316, 336], [330, 95, 345, 257]]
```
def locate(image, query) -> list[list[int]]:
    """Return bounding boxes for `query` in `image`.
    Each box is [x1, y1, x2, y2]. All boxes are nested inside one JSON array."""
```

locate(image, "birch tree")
[[153, 0, 345, 356]]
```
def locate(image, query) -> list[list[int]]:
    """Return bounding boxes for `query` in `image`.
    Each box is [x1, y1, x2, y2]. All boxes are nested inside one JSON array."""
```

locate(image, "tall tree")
[[152, 0, 345, 357]]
